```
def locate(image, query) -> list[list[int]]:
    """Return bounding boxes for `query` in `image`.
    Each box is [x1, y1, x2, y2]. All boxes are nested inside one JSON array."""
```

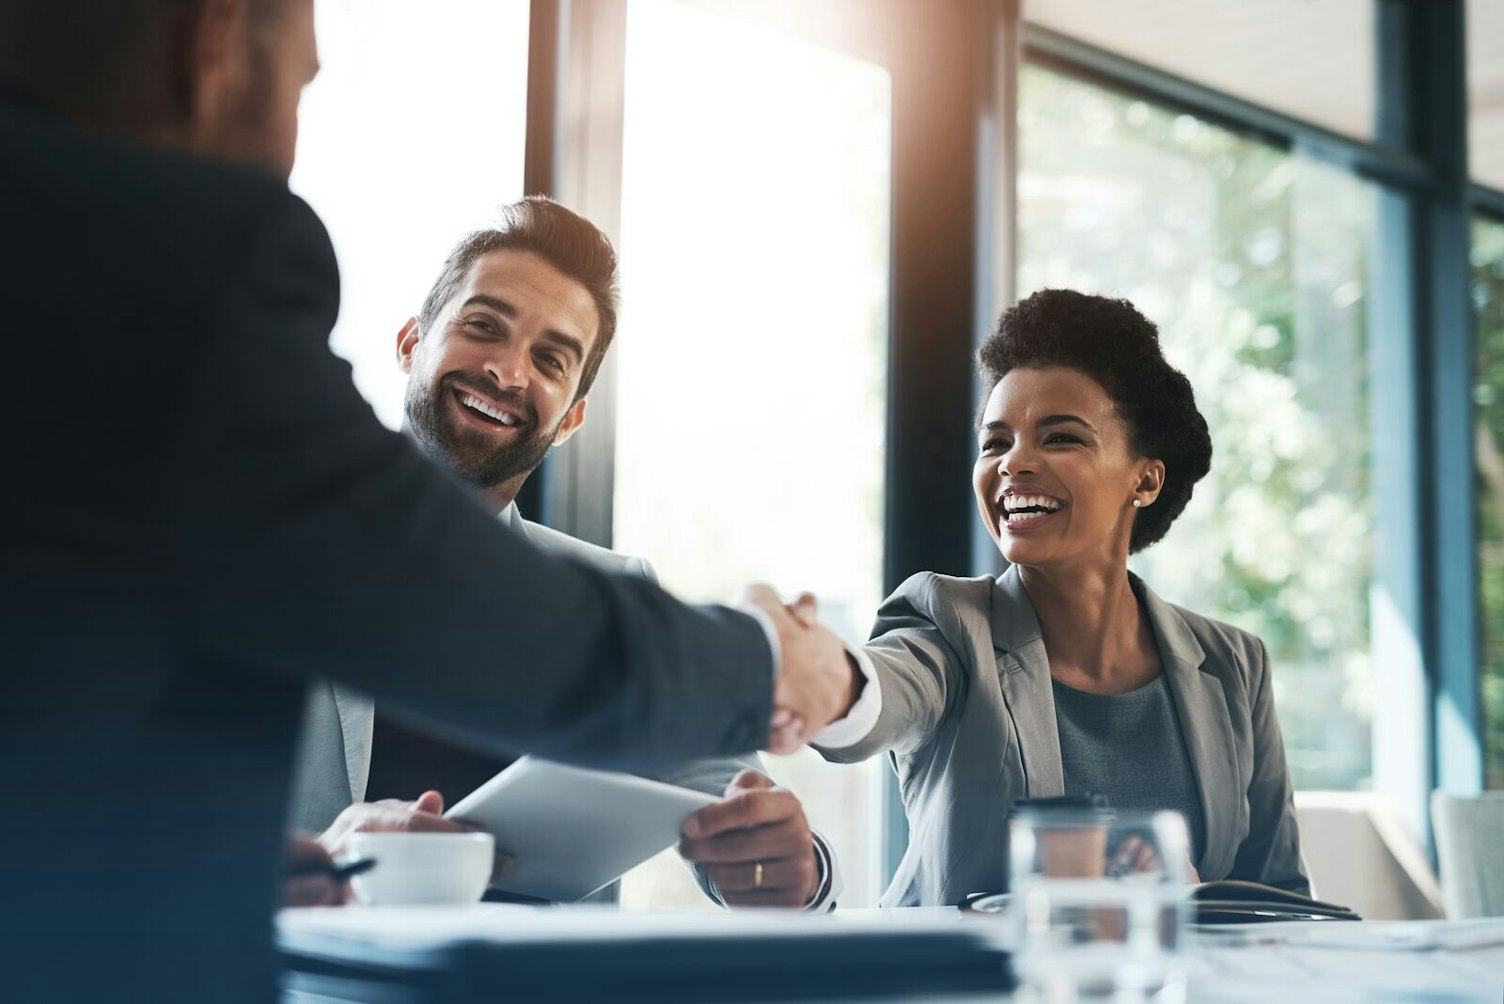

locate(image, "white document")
[[444, 757, 717, 902]]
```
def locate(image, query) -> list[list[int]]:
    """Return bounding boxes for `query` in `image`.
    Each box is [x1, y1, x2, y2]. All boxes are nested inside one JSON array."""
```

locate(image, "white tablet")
[[445, 757, 719, 902]]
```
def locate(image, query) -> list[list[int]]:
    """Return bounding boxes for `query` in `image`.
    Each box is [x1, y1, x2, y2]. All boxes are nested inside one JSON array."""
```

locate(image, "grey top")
[[1052, 675, 1206, 862]]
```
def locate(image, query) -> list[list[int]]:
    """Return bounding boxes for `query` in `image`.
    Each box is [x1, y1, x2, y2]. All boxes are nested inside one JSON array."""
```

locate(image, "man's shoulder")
[[1, 104, 320, 287], [1, 104, 338, 501], [519, 518, 655, 581]]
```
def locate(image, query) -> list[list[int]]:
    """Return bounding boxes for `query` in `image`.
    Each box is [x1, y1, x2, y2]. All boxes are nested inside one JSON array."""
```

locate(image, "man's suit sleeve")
[[173, 193, 773, 767]]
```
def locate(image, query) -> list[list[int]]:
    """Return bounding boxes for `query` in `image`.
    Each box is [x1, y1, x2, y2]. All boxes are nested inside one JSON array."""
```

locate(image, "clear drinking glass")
[[1008, 806, 1192, 1002]]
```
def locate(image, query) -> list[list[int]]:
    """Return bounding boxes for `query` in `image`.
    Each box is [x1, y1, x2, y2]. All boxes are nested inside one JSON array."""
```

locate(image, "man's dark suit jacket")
[[0, 95, 773, 1003]]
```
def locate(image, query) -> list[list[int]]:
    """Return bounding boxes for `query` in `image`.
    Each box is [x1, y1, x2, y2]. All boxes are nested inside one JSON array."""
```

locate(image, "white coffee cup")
[[342, 831, 495, 906]]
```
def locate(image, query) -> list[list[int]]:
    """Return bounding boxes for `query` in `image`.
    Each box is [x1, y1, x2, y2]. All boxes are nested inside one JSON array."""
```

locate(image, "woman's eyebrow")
[[1039, 414, 1096, 434]]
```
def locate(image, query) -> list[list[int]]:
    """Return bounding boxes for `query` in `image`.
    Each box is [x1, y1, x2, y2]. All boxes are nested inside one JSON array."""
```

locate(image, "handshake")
[[739, 585, 865, 755]]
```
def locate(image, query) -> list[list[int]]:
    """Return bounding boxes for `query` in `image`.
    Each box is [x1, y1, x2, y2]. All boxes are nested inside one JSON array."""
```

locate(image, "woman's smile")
[[997, 489, 1068, 534]]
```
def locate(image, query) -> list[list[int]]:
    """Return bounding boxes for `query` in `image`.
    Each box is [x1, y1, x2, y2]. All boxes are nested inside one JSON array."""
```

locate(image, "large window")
[[610, 0, 892, 907], [1474, 217, 1504, 790], [291, 0, 530, 425], [1017, 66, 1377, 791]]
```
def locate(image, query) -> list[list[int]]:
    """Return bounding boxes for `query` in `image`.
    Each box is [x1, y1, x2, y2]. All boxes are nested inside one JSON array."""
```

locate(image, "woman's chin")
[[996, 537, 1044, 567]]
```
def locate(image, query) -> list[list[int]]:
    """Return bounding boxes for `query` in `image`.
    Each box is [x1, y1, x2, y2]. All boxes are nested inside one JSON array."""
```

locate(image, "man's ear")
[[396, 317, 422, 374], [551, 397, 589, 447], [178, 0, 250, 135], [1135, 460, 1167, 507]]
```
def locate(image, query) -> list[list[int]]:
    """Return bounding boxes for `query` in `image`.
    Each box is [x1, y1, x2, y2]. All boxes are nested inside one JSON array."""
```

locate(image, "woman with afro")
[[818, 289, 1307, 906]]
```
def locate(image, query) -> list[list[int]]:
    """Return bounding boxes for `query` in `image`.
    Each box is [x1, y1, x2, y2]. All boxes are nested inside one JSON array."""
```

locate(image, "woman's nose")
[[998, 444, 1035, 477]]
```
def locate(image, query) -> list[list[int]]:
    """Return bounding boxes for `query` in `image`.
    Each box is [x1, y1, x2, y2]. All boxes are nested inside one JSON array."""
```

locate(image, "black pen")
[[286, 856, 377, 882]]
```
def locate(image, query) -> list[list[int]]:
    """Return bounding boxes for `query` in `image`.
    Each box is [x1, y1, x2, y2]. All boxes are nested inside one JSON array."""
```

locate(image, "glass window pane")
[[1023, 0, 1375, 141], [612, 0, 891, 908], [290, 0, 530, 426], [1474, 217, 1504, 789], [1470, 0, 1504, 191], [1018, 66, 1377, 790]]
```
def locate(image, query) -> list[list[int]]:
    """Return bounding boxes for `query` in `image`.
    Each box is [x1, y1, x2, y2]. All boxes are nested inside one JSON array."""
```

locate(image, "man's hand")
[[282, 834, 349, 908], [789, 590, 864, 716], [319, 790, 516, 883], [740, 585, 859, 754], [678, 770, 822, 909]]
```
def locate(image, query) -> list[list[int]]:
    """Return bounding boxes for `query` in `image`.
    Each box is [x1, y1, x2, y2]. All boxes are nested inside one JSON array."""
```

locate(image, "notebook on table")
[[278, 905, 1016, 1002], [1191, 880, 1361, 924], [960, 880, 1361, 925]]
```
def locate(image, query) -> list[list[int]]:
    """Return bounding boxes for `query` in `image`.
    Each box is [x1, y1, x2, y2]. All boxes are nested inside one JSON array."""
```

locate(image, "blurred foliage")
[[1473, 219, 1504, 790], [1019, 67, 1374, 789]]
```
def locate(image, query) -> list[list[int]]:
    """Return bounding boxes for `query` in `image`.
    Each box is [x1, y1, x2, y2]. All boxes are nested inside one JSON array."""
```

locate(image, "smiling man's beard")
[[404, 375, 560, 491]]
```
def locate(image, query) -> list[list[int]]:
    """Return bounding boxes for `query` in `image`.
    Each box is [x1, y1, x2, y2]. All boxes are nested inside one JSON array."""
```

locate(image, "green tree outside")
[[1472, 219, 1504, 790], [1019, 67, 1374, 789]]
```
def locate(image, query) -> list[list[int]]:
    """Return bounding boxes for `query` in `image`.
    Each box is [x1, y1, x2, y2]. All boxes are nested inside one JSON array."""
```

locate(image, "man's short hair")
[[418, 197, 621, 401], [0, 0, 284, 123]]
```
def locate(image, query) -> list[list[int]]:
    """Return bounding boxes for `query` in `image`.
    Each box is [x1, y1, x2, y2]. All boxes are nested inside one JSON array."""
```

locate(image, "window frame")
[[1016, 2, 1496, 845], [517, 0, 1504, 881]]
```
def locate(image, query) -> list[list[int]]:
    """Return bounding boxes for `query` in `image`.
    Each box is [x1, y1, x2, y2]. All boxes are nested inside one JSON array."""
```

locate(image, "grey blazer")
[[289, 505, 758, 902], [819, 566, 1307, 906]]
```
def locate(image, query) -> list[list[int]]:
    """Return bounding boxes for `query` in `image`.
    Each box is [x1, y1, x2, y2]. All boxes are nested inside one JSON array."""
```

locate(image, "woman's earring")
[[1131, 499, 1142, 508]]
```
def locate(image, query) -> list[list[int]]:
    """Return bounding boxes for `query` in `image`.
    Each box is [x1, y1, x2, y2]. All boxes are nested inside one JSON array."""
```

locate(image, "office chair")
[[1431, 790, 1504, 919]]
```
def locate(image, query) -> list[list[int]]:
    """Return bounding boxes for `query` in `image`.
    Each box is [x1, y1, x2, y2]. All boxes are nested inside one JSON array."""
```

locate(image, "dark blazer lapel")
[[990, 566, 1064, 797], [1135, 575, 1239, 878]]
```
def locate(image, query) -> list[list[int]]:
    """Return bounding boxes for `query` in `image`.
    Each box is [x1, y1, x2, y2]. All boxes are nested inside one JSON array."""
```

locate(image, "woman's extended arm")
[[815, 573, 969, 763]]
